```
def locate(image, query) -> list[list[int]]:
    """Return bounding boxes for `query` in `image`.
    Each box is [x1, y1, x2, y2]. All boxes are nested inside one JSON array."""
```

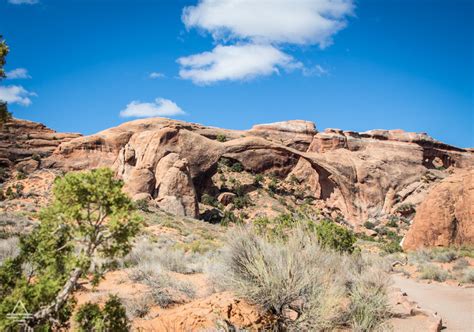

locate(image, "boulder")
[[403, 170, 474, 250], [156, 158, 199, 218]]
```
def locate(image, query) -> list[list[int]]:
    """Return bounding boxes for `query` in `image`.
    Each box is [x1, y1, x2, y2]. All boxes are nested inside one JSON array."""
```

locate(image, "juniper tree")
[[0, 35, 12, 123], [0, 168, 141, 329]]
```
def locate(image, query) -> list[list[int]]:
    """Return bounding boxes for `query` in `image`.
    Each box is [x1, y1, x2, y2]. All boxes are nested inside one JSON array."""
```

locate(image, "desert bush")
[[232, 194, 251, 209], [31, 153, 41, 162], [128, 260, 196, 307], [125, 237, 207, 274], [216, 134, 227, 142], [419, 264, 449, 282], [211, 225, 390, 330], [382, 240, 403, 254], [408, 249, 432, 265], [253, 174, 264, 187], [452, 257, 469, 271], [135, 198, 150, 212], [230, 161, 244, 172], [461, 268, 474, 283], [268, 177, 278, 193], [432, 249, 457, 263], [74, 295, 129, 332], [364, 221, 376, 229], [123, 294, 153, 318], [221, 210, 242, 226], [201, 193, 219, 207], [315, 219, 356, 253], [385, 219, 398, 228], [16, 170, 27, 180], [349, 259, 392, 331], [0, 237, 19, 264]]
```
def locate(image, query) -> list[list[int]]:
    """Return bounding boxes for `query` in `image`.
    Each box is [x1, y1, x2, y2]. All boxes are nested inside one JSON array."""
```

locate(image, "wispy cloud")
[[6, 68, 31, 79], [179, 0, 353, 84], [149, 72, 165, 79], [120, 98, 185, 118], [0, 85, 37, 106], [302, 64, 329, 77], [8, 0, 39, 4], [178, 44, 301, 85]]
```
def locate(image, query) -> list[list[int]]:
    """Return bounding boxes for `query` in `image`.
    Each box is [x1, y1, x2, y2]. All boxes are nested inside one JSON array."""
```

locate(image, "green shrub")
[[315, 220, 356, 253], [268, 178, 278, 193], [386, 219, 398, 228], [75, 295, 129, 332], [201, 194, 219, 207], [221, 211, 242, 226], [232, 194, 251, 209], [396, 203, 415, 215], [31, 154, 41, 162], [382, 240, 403, 254], [253, 174, 264, 187], [253, 213, 307, 240], [16, 170, 27, 180], [230, 161, 244, 172], [216, 134, 227, 142], [363, 221, 376, 230], [135, 198, 150, 212], [5, 187, 14, 200], [75, 302, 103, 332]]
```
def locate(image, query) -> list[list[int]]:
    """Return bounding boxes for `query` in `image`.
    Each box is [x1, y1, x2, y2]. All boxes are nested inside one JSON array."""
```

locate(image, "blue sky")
[[0, 0, 472, 147]]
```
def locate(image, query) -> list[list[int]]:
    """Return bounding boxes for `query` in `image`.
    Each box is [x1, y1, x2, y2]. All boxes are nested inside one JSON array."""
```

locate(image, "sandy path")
[[392, 275, 474, 331]]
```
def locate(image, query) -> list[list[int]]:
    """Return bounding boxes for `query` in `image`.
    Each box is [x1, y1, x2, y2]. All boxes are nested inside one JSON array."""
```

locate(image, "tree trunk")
[[27, 267, 83, 325]]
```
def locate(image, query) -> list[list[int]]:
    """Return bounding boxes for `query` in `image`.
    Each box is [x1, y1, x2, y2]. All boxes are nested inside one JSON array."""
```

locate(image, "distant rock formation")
[[0, 119, 80, 181], [403, 170, 474, 250], [42, 118, 473, 225]]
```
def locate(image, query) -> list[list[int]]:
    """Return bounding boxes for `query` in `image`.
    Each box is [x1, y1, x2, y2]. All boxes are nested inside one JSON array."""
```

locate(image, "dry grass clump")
[[128, 260, 196, 308], [122, 294, 154, 319], [124, 237, 209, 274], [461, 268, 474, 283], [418, 263, 449, 282], [121, 236, 206, 308], [0, 236, 19, 264], [210, 225, 391, 331]]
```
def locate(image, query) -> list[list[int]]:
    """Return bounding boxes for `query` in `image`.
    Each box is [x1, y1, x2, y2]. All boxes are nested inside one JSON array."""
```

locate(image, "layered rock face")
[[0, 119, 80, 181], [403, 170, 474, 250], [45, 118, 473, 228]]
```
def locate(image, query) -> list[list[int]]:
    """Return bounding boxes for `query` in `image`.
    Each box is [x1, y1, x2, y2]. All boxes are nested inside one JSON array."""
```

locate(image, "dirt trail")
[[392, 275, 474, 331]]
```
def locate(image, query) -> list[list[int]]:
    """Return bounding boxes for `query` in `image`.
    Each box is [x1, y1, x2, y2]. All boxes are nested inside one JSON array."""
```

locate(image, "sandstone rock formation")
[[2, 117, 473, 241], [43, 118, 473, 227], [0, 118, 80, 181], [403, 170, 474, 250]]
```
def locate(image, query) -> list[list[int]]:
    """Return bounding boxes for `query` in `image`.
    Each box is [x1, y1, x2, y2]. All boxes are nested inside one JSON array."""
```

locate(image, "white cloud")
[[149, 72, 165, 79], [302, 64, 329, 77], [0, 85, 37, 106], [120, 98, 185, 118], [182, 0, 354, 47], [5, 68, 31, 79], [179, 0, 353, 84], [178, 43, 301, 84], [8, 0, 39, 4]]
